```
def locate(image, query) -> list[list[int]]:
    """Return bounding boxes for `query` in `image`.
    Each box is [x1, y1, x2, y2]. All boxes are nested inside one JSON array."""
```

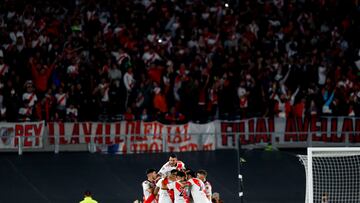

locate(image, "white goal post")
[[298, 147, 360, 203]]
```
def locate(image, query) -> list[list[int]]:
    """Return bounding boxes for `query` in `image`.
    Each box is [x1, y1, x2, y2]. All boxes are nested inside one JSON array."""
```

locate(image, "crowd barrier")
[[1, 117, 360, 155]]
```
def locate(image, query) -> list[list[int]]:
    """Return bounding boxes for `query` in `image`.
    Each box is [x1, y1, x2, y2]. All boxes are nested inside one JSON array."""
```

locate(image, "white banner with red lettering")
[[47, 121, 215, 153], [2, 117, 359, 151], [218, 117, 360, 148], [0, 121, 45, 149]]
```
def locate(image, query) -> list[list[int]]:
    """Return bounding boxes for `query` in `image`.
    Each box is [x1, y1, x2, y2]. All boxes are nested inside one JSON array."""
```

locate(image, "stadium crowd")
[[0, 0, 360, 123]]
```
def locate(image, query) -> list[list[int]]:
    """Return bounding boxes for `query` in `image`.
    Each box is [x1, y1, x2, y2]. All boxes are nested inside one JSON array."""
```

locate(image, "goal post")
[[299, 147, 360, 203]]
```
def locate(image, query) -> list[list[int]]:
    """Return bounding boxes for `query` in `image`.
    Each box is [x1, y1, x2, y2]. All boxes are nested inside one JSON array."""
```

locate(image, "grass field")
[[0, 149, 305, 203]]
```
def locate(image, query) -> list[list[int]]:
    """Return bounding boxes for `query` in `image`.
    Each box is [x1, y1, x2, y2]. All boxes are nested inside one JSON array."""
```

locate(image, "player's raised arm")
[[158, 163, 168, 178]]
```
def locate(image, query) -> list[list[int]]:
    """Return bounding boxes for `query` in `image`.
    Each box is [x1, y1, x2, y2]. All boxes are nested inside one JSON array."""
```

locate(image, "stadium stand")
[[0, 0, 359, 123]]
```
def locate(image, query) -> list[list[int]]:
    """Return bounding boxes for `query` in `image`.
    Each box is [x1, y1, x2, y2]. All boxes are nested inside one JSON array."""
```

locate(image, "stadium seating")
[[0, 0, 359, 123]]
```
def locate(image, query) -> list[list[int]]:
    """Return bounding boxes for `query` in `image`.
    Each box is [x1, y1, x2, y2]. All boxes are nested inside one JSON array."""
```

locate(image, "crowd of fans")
[[0, 0, 359, 123]]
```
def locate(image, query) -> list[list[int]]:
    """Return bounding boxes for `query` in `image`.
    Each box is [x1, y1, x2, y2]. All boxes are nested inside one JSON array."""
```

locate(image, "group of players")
[[142, 154, 213, 203]]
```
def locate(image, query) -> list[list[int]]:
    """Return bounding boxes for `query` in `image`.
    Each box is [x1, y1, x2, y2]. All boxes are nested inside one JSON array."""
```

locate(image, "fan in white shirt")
[[111, 48, 130, 66], [22, 82, 38, 107], [123, 68, 135, 92], [142, 49, 161, 67]]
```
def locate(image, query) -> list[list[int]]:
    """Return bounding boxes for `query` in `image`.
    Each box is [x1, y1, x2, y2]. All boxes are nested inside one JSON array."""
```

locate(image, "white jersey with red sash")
[[167, 181, 190, 203], [142, 52, 161, 66], [55, 93, 66, 109], [111, 51, 130, 65], [142, 180, 157, 203], [187, 178, 211, 203], [0, 64, 9, 77], [18, 107, 32, 116], [156, 178, 174, 203], [158, 161, 186, 177], [99, 83, 109, 102], [18, 107, 32, 121], [22, 92, 38, 107], [123, 72, 135, 91]]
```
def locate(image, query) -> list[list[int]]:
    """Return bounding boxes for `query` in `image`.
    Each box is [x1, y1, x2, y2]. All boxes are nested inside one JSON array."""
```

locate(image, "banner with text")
[[47, 121, 215, 153], [0, 121, 45, 149], [218, 117, 360, 148]]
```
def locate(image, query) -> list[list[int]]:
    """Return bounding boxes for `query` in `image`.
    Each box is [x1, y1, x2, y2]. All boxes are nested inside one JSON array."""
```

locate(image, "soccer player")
[[79, 190, 98, 203], [142, 168, 157, 203], [155, 169, 177, 203], [167, 171, 191, 203], [197, 170, 212, 201], [158, 154, 186, 177], [187, 171, 211, 203]]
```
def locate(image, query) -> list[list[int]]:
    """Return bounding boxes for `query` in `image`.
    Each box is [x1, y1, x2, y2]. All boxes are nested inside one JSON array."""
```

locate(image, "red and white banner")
[[47, 121, 215, 153], [0, 121, 45, 149], [218, 117, 360, 148], [2, 117, 359, 152]]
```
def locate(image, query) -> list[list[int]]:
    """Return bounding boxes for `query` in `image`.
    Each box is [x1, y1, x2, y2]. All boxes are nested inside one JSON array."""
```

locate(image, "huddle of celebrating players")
[[142, 154, 212, 203]]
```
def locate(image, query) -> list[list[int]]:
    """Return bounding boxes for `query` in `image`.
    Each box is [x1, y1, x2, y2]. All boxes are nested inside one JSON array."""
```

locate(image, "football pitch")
[[0, 149, 305, 202]]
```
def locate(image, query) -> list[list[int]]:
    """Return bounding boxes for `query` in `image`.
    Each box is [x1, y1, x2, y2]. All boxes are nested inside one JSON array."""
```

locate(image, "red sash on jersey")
[[118, 53, 129, 64], [33, 40, 40, 48], [25, 107, 32, 115], [146, 53, 156, 65], [163, 178, 174, 202], [28, 93, 36, 105], [191, 178, 206, 194], [57, 94, 66, 105], [144, 194, 156, 203], [0, 65, 8, 76], [175, 182, 190, 203]]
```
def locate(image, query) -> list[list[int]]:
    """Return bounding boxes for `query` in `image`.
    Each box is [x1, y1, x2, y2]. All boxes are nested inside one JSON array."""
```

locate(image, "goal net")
[[298, 148, 360, 203]]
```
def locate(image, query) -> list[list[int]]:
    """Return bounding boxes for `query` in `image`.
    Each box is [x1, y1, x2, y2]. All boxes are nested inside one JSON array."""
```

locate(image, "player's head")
[[186, 170, 196, 179], [176, 171, 186, 181], [169, 169, 177, 180], [197, 169, 208, 181], [84, 190, 92, 197], [169, 154, 178, 166], [146, 168, 157, 180]]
